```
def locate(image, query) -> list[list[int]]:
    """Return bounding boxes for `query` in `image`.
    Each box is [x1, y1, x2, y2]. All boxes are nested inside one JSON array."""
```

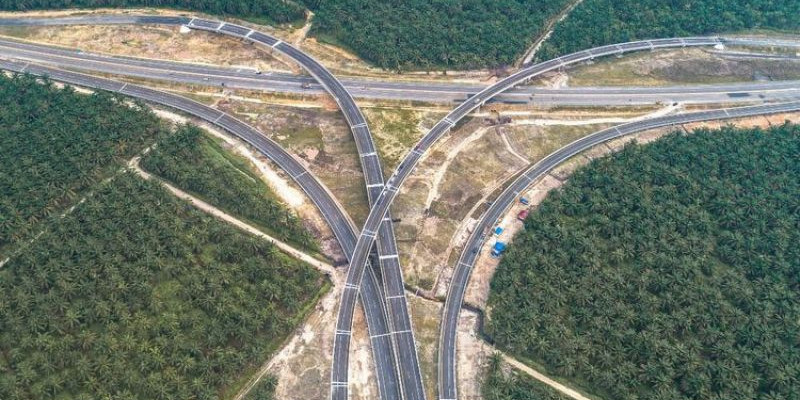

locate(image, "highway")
[[3, 15, 799, 400], [0, 57, 407, 400], [438, 100, 800, 400], [7, 15, 425, 400], [319, 36, 727, 400], [3, 37, 800, 105], [0, 14, 426, 400]]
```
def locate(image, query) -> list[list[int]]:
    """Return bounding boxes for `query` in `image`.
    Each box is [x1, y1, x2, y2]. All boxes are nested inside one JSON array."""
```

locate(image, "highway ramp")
[[0, 58, 402, 400], [438, 99, 800, 400]]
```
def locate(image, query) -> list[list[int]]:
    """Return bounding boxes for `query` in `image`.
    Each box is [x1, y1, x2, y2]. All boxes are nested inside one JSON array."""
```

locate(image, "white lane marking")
[[615, 44, 624, 53], [458, 262, 473, 269], [443, 117, 455, 126], [367, 183, 384, 188], [344, 283, 359, 290], [272, 39, 283, 48], [187, 18, 196, 26], [335, 330, 351, 335], [119, 82, 128, 92], [392, 329, 412, 335], [647, 40, 655, 50], [680, 38, 687, 46], [213, 113, 225, 123], [331, 381, 348, 386], [723, 108, 731, 117], [361, 230, 376, 238], [385, 185, 398, 192], [245, 30, 254, 39], [614, 126, 622, 134], [411, 149, 424, 157], [386, 295, 405, 299], [371, 332, 392, 339], [19, 62, 29, 72], [292, 171, 308, 179], [360, 152, 377, 158], [216, 22, 225, 31], [379, 254, 398, 260], [352, 122, 367, 128]]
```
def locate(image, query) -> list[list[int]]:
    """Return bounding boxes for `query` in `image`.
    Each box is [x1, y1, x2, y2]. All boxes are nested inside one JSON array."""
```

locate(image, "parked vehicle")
[[490, 241, 507, 258]]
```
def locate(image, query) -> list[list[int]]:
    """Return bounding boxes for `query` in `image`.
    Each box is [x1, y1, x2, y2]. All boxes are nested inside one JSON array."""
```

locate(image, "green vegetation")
[[488, 124, 800, 399], [304, 0, 570, 70], [0, 0, 306, 24], [140, 126, 317, 251], [538, 0, 800, 60], [483, 354, 569, 400], [245, 375, 278, 400], [0, 73, 167, 254], [0, 174, 324, 399]]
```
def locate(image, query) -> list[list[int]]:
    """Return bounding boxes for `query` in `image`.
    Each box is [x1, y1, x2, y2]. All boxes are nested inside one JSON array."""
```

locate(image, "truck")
[[517, 209, 529, 221], [493, 226, 504, 236], [490, 241, 507, 258], [519, 196, 530, 205]]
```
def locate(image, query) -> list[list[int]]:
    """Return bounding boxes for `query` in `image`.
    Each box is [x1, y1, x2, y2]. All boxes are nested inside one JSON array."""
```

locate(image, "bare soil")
[[0, 22, 292, 73], [407, 295, 444, 400], [214, 99, 370, 226], [567, 47, 800, 87]]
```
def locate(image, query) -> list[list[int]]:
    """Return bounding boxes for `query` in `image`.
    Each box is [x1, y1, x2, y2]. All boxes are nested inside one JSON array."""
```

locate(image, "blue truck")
[[490, 241, 507, 258]]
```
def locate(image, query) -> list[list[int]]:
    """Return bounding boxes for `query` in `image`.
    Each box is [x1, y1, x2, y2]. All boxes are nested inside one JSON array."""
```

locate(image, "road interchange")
[[2, 13, 799, 400], [0, 14, 424, 400], [0, 57, 407, 399]]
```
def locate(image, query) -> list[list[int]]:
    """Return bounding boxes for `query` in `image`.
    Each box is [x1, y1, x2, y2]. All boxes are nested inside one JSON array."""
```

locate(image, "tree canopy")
[[537, 0, 800, 60], [140, 125, 317, 252], [0, 174, 324, 399], [0, 73, 167, 254], [488, 124, 800, 400], [482, 354, 570, 400], [0, 0, 306, 24]]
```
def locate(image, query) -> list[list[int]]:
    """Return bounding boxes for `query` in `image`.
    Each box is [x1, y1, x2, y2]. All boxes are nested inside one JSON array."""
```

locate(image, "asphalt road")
[[4, 15, 425, 400], [439, 100, 800, 400], [3, 37, 800, 105], [326, 35, 793, 400], [3, 15, 798, 400], [0, 57, 406, 400]]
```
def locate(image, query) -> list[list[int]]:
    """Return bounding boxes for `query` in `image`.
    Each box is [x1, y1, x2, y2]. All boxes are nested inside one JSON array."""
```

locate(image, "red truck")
[[517, 209, 529, 221]]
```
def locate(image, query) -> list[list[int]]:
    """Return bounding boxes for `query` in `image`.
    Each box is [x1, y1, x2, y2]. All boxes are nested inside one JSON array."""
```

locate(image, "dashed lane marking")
[[379, 254, 398, 260], [292, 171, 308, 179]]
